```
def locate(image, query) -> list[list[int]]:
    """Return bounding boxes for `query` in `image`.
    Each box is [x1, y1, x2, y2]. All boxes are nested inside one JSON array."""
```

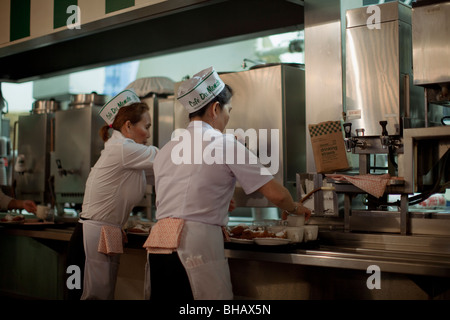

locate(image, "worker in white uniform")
[[66, 89, 158, 300], [144, 67, 311, 300]]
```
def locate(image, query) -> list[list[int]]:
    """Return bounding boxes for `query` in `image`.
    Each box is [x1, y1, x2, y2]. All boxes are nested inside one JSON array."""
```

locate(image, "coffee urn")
[[15, 99, 60, 204], [52, 93, 105, 214]]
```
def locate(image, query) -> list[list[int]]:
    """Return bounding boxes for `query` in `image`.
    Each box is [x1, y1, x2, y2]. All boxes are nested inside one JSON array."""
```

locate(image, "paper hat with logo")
[[98, 89, 141, 125], [177, 67, 225, 114]]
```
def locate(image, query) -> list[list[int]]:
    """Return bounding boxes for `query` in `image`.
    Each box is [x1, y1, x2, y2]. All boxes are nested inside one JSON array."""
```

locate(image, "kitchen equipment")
[[141, 94, 175, 148], [333, 2, 450, 236], [126, 77, 176, 148], [69, 92, 106, 109], [32, 99, 61, 114], [412, 0, 450, 128], [15, 99, 60, 204], [52, 93, 106, 212], [337, 3, 420, 235], [345, 1, 425, 137]]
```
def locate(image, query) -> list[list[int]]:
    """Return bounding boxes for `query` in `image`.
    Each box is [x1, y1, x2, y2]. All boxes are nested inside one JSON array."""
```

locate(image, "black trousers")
[[66, 222, 85, 300], [148, 252, 193, 300]]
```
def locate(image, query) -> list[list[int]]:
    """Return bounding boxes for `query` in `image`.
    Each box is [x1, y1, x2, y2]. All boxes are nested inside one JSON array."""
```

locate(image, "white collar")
[[109, 129, 135, 144], [188, 120, 214, 131]]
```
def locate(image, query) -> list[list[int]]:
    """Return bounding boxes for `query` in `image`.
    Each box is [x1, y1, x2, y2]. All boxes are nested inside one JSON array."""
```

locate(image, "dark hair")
[[188, 84, 233, 119], [99, 102, 150, 142]]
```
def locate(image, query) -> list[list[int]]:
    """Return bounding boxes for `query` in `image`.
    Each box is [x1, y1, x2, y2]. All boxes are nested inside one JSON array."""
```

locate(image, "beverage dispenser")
[[15, 99, 60, 204], [52, 93, 105, 213]]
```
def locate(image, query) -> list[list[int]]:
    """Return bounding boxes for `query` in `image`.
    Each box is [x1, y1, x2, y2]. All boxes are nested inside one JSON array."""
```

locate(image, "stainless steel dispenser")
[[126, 77, 176, 149], [335, 1, 450, 236], [52, 93, 105, 211], [15, 99, 61, 204], [174, 64, 306, 208], [345, 1, 425, 140], [343, 2, 426, 178], [338, 2, 424, 234], [141, 95, 175, 149]]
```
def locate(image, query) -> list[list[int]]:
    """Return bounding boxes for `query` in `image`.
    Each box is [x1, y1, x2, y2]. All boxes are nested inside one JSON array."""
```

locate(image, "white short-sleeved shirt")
[[154, 121, 273, 226], [80, 130, 158, 226]]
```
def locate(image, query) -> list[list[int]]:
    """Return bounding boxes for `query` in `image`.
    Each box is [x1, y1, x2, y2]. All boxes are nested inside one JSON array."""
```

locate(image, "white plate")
[[230, 238, 254, 244], [254, 238, 291, 246]]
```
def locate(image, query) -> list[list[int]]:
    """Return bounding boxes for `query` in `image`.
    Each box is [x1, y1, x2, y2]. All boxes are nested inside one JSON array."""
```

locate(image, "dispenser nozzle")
[[379, 121, 389, 149], [343, 123, 354, 152]]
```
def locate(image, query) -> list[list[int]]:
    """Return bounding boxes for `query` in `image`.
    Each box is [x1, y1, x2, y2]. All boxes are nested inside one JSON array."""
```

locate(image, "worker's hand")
[[297, 204, 312, 221], [23, 200, 37, 214], [228, 198, 236, 212], [281, 202, 311, 221]]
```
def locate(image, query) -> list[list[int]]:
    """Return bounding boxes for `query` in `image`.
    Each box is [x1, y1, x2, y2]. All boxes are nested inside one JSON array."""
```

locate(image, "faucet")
[[343, 123, 354, 152], [343, 123, 368, 152], [56, 159, 78, 176], [379, 121, 390, 149]]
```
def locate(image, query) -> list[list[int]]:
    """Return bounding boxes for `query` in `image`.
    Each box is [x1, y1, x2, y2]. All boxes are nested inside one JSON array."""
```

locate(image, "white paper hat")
[[177, 67, 225, 114], [98, 89, 140, 125]]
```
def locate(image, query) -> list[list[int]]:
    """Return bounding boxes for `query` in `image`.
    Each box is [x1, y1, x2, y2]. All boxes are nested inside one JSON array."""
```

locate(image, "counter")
[[1, 223, 450, 299]]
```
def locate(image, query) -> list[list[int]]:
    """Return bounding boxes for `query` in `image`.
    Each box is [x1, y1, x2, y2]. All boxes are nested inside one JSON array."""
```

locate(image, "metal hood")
[[0, 0, 304, 83]]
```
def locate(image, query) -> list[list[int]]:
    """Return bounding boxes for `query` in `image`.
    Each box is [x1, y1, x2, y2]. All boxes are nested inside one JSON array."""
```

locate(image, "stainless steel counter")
[[2, 225, 450, 299], [3, 225, 450, 278], [226, 245, 450, 278]]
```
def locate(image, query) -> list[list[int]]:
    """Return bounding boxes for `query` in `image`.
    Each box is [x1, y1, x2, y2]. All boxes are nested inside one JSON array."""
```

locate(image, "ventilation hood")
[[0, 0, 304, 83]]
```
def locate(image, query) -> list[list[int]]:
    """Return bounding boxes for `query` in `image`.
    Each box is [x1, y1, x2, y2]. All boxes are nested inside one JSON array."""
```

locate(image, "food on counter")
[[1, 214, 25, 223], [228, 224, 287, 240], [127, 223, 152, 234]]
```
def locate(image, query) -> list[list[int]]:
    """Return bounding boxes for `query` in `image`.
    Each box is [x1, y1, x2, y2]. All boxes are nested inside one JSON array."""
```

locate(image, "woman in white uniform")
[[67, 89, 158, 300], [144, 67, 311, 300]]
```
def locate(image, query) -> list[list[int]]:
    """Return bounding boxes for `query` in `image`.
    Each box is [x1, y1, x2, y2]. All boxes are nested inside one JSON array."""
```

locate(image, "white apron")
[[81, 219, 121, 300], [145, 220, 233, 300]]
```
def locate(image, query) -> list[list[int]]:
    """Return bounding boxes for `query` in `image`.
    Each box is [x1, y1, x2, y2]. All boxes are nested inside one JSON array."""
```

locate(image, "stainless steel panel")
[[226, 230, 450, 277], [346, 20, 400, 136], [53, 106, 104, 204], [174, 65, 306, 207], [142, 95, 175, 149], [412, 2, 450, 85], [222, 67, 284, 186], [346, 1, 411, 28], [403, 126, 450, 193], [157, 97, 175, 148], [345, 2, 425, 136], [16, 114, 53, 203], [304, 0, 344, 172]]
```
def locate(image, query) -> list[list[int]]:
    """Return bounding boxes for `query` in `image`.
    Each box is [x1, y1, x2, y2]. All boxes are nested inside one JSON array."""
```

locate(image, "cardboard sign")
[[308, 121, 349, 173]]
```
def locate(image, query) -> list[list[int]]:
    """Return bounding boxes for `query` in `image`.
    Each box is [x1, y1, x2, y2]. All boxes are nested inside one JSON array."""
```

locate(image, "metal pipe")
[[11, 120, 18, 197]]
